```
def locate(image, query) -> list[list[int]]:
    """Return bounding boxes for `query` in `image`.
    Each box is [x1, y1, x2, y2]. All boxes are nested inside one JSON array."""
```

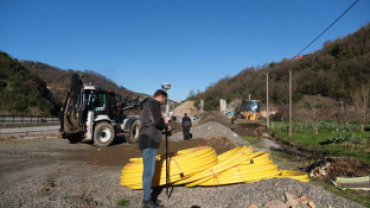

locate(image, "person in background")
[[181, 113, 192, 140], [139, 89, 170, 208]]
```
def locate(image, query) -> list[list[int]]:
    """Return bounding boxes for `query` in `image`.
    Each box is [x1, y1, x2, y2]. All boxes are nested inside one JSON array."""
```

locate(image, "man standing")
[[181, 113, 192, 140], [139, 89, 170, 208]]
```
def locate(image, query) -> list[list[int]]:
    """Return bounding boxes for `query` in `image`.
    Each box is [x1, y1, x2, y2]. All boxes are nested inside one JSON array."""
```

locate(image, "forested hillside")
[[0, 51, 144, 115], [192, 23, 370, 111], [0, 51, 59, 115], [20, 61, 140, 104]]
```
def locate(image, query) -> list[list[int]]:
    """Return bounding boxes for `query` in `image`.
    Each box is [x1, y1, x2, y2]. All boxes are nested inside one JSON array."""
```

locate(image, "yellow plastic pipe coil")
[[120, 145, 309, 189]]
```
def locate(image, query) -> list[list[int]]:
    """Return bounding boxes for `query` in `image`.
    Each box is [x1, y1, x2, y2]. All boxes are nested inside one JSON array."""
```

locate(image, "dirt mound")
[[88, 137, 237, 167], [169, 120, 182, 134], [232, 124, 259, 137], [327, 157, 370, 181], [169, 121, 248, 145], [193, 112, 233, 127], [204, 135, 237, 155], [192, 112, 268, 138], [233, 124, 269, 137], [169, 112, 250, 145], [305, 157, 370, 183], [172, 101, 198, 117]]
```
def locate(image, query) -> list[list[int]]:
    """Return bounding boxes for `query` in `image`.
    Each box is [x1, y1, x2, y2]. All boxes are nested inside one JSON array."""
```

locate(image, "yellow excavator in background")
[[242, 100, 261, 120], [234, 100, 267, 126]]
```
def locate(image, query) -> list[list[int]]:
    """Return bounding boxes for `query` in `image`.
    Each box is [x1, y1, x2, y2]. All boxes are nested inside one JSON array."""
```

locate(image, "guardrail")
[[0, 114, 59, 125], [0, 126, 59, 138]]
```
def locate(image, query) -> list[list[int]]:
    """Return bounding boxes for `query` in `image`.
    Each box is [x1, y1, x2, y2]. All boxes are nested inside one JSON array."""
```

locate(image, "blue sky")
[[1, 0, 369, 101]]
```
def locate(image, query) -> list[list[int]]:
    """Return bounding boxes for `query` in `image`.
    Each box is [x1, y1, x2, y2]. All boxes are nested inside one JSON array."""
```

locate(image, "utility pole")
[[266, 73, 269, 129], [199, 99, 204, 113], [289, 71, 292, 136]]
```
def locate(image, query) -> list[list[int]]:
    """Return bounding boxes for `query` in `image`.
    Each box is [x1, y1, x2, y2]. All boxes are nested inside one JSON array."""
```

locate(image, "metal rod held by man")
[[161, 83, 171, 197]]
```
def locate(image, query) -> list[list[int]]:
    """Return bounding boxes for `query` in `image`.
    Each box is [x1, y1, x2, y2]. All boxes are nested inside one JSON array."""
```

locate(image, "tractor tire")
[[128, 120, 140, 143], [94, 122, 115, 147]]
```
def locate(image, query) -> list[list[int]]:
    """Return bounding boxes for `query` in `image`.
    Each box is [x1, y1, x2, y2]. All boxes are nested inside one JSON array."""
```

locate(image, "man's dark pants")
[[183, 127, 191, 140]]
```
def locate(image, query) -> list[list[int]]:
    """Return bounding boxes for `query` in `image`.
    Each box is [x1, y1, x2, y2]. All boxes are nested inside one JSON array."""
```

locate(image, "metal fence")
[[270, 120, 365, 133], [0, 114, 59, 125]]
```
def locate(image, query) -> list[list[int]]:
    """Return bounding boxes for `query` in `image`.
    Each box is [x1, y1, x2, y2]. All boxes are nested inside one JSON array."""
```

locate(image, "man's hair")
[[184, 113, 187, 117], [153, 89, 168, 98]]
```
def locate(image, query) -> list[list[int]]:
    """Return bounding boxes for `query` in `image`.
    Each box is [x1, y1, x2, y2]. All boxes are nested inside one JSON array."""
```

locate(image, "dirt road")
[[0, 136, 365, 208], [0, 137, 124, 207]]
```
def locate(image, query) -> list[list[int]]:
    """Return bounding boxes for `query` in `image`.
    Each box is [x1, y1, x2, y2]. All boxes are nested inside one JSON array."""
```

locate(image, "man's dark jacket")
[[181, 116, 192, 130], [138, 97, 167, 150]]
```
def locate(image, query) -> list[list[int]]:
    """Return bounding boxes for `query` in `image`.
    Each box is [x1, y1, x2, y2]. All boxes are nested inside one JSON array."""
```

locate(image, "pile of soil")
[[169, 120, 182, 134], [326, 157, 370, 182], [172, 101, 198, 118], [203, 135, 238, 155], [193, 112, 268, 138], [193, 112, 233, 128], [232, 124, 264, 137], [304, 157, 370, 183], [88, 137, 236, 167], [169, 121, 247, 145]]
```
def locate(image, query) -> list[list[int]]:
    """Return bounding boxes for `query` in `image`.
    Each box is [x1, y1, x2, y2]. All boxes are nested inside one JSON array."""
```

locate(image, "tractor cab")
[[82, 86, 117, 122]]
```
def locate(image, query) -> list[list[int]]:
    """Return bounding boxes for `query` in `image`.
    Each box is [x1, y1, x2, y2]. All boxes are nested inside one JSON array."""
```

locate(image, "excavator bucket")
[[63, 73, 84, 133]]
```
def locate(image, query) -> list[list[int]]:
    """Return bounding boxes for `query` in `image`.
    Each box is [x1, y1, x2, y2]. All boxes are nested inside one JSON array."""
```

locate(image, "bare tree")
[[351, 84, 370, 131], [306, 97, 320, 134], [188, 89, 196, 99]]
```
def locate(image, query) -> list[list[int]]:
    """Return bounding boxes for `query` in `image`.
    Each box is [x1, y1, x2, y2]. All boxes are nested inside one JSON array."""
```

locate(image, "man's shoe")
[[153, 198, 165, 207], [143, 199, 161, 208], [153, 199, 162, 204]]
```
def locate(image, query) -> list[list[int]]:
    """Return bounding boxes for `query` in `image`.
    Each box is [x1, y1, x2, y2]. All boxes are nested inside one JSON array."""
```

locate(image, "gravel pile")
[[169, 121, 248, 145], [156, 178, 364, 208], [1, 170, 365, 208]]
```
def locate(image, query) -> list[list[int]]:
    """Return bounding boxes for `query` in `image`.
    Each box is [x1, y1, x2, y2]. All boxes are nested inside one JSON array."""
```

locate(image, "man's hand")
[[167, 126, 171, 131], [164, 117, 169, 124]]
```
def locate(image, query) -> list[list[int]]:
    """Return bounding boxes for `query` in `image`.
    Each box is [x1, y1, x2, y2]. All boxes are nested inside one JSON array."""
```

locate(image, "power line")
[[272, 0, 360, 70], [294, 0, 359, 58]]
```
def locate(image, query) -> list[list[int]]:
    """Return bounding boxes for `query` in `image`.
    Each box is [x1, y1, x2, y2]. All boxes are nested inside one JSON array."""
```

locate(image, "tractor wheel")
[[128, 120, 140, 143], [94, 122, 115, 147]]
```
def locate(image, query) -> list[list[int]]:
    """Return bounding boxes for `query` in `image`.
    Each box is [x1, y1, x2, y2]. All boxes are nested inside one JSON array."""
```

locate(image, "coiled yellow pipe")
[[120, 145, 309, 189], [120, 146, 218, 189]]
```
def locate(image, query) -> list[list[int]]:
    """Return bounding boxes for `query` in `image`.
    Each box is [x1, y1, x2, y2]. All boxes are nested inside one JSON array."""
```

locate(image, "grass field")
[[270, 121, 370, 163]]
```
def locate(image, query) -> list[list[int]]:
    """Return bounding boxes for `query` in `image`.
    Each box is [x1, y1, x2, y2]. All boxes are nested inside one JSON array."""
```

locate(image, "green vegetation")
[[0, 51, 59, 115], [269, 151, 288, 163], [116, 198, 130, 207], [243, 136, 265, 149], [270, 121, 370, 163], [264, 137, 370, 207], [320, 133, 365, 145], [243, 136, 259, 144]]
